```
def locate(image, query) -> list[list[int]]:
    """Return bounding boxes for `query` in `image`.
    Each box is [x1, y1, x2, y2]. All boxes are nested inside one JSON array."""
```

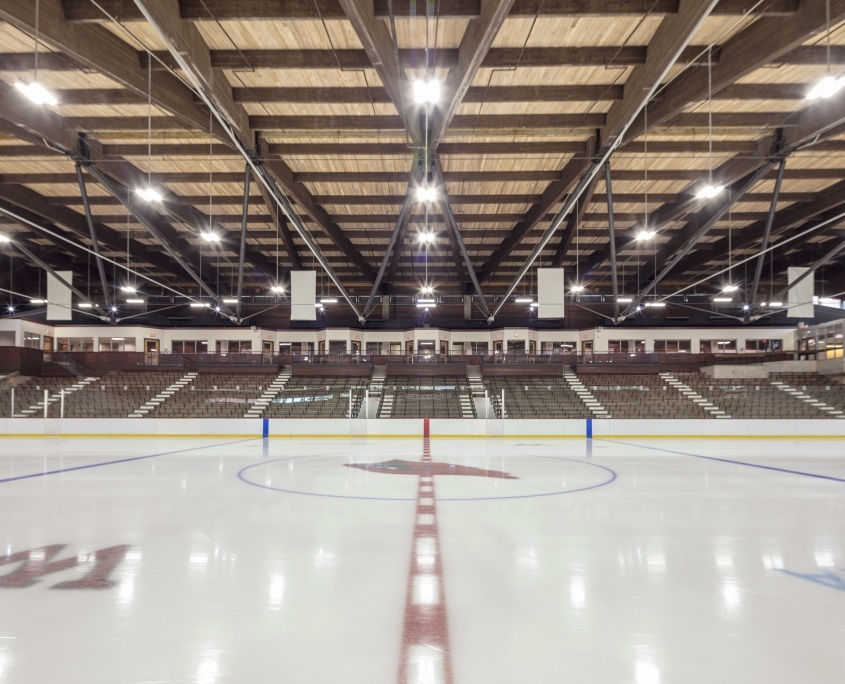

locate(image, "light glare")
[[135, 187, 162, 202], [807, 75, 845, 100], [636, 230, 656, 241], [413, 79, 440, 104], [15, 80, 58, 106], [696, 184, 724, 199]]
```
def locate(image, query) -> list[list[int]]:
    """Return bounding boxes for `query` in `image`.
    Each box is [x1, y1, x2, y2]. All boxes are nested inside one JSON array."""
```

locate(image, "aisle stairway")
[[244, 368, 292, 418], [129, 372, 197, 417], [563, 369, 610, 418]]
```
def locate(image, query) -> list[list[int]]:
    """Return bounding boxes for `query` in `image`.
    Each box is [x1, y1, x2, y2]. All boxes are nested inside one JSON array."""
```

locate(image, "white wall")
[[0, 319, 800, 355], [2, 418, 843, 438]]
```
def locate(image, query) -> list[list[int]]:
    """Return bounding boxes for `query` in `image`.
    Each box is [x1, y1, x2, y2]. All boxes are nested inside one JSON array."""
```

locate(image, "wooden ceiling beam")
[[61, 0, 799, 22], [7, 43, 845, 73], [625, 0, 845, 139], [60, 111, 793, 132], [0, 185, 190, 280], [134, 0, 375, 282], [8, 167, 845, 185], [478, 0, 717, 283], [665, 180, 845, 283], [0, 0, 228, 139], [131, 0, 252, 148], [336, 0, 415, 144], [430, 0, 517, 147]]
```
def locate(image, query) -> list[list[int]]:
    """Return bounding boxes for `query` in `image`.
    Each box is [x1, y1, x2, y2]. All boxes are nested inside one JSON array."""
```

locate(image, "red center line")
[[397, 419, 454, 684]]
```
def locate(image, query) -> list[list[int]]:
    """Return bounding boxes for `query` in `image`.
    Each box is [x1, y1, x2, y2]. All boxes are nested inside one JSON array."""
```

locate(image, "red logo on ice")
[[345, 459, 518, 479]]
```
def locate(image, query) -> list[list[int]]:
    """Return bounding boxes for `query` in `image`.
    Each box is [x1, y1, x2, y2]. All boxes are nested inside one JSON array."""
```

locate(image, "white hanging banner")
[[290, 270, 316, 321], [537, 268, 565, 319], [787, 266, 813, 319], [47, 271, 73, 321]]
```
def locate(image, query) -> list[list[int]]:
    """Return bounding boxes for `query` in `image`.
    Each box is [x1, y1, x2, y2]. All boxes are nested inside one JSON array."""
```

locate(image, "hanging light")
[[722, 284, 739, 293], [200, 231, 220, 242], [78, 303, 94, 309], [269, 285, 285, 294], [807, 75, 845, 100], [570, 284, 585, 293], [320, 297, 338, 304], [416, 187, 437, 203], [418, 232, 436, 244], [135, 187, 162, 202], [120, 285, 137, 293], [16, 81, 57, 106], [30, 298, 47, 304], [413, 79, 440, 105], [696, 184, 724, 199], [515, 297, 533, 304], [636, 230, 656, 242], [0, 234, 11, 243], [808, 1, 845, 100], [15, 0, 57, 107]]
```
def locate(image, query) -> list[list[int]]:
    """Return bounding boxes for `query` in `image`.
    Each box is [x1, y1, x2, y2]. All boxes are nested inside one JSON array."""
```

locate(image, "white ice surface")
[[0, 436, 843, 683]]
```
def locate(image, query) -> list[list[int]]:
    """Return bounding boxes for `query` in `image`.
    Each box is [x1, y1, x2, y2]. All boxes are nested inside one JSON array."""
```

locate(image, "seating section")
[[485, 375, 586, 418], [146, 374, 269, 418], [0, 376, 84, 417], [769, 373, 845, 414], [263, 375, 366, 418], [585, 374, 713, 419], [673, 372, 831, 419], [63, 372, 184, 418], [386, 375, 474, 418]]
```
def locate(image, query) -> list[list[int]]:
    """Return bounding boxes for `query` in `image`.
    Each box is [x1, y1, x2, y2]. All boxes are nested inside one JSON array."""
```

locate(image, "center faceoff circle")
[[238, 451, 616, 501]]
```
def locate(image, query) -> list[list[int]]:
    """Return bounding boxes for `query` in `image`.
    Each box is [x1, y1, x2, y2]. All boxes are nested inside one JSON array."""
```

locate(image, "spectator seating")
[[585, 374, 712, 419], [485, 374, 586, 418], [384, 375, 474, 418], [263, 375, 367, 418]]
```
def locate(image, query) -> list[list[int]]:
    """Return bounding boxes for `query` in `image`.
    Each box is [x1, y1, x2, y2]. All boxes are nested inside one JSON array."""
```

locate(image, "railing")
[[52, 351, 79, 374], [386, 354, 471, 365], [290, 353, 374, 365]]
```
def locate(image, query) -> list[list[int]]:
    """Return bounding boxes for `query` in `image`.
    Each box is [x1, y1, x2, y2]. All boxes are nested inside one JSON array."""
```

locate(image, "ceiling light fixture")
[[0, 234, 11, 243], [722, 284, 739, 293], [200, 231, 220, 243], [413, 79, 440, 105], [808, 0, 845, 100], [15, 0, 57, 107], [645, 302, 666, 308], [416, 187, 437, 203], [418, 232, 436, 244], [125, 298, 144, 304], [636, 230, 656, 242], [120, 286, 136, 293], [269, 285, 285, 294], [616, 297, 633, 303], [30, 298, 46, 304], [78, 302, 93, 309], [571, 284, 585, 293], [135, 187, 162, 203], [696, 45, 724, 201], [515, 297, 533, 303], [190, 302, 211, 308], [320, 297, 338, 304], [696, 184, 724, 199], [713, 297, 733, 302], [222, 298, 238, 304]]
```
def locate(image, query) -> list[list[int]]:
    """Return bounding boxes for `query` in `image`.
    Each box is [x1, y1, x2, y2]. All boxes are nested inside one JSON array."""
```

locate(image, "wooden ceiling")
[[0, 0, 844, 326]]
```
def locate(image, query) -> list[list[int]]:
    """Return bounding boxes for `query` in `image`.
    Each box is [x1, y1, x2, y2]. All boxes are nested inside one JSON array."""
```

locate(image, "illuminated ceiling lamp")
[[413, 79, 440, 105], [696, 46, 724, 200], [808, 0, 845, 100], [136, 50, 161, 203], [15, 0, 57, 107]]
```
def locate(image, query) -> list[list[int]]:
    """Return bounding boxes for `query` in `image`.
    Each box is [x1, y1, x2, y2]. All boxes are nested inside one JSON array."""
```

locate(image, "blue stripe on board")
[[0, 438, 258, 485], [586, 418, 593, 439], [600, 439, 845, 483], [262, 418, 269, 438]]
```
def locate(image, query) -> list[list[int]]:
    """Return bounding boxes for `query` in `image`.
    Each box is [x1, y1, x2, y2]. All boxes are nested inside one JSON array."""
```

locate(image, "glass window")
[[57, 337, 94, 352], [23, 333, 41, 349], [172, 340, 203, 354], [655, 339, 691, 353], [470, 341, 489, 355]]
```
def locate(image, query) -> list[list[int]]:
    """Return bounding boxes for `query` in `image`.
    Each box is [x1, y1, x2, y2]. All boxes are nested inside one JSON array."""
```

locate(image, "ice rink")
[[0, 434, 844, 683]]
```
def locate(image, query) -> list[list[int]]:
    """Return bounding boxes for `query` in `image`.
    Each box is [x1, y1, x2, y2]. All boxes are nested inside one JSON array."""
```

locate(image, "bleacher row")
[[1, 368, 844, 419]]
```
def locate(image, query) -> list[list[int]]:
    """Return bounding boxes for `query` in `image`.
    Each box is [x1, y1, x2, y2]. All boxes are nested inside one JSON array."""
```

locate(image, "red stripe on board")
[[423, 417, 430, 438], [397, 436, 453, 684]]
